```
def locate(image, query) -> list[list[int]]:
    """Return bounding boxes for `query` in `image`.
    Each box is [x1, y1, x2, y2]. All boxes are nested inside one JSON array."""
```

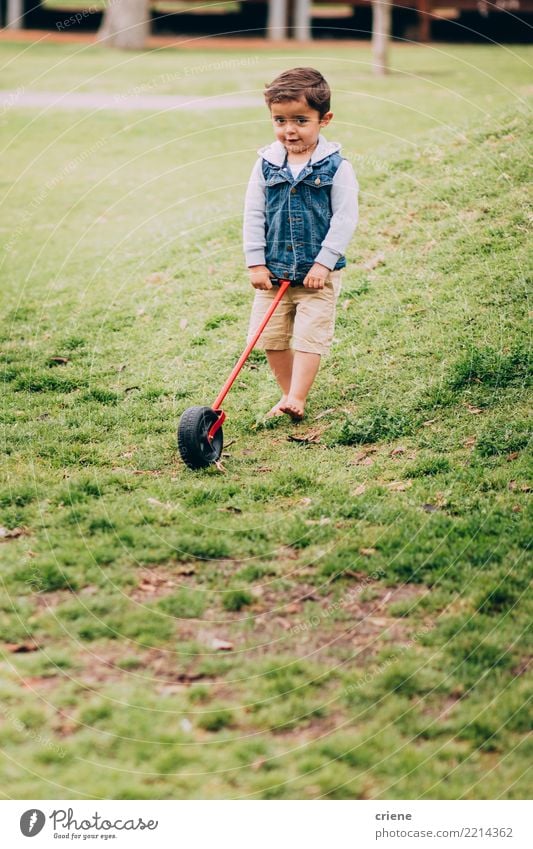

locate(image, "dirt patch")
[[185, 579, 431, 670], [25, 579, 430, 698]]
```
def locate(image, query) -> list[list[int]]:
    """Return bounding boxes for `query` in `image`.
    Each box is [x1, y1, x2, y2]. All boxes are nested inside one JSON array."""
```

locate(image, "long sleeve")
[[243, 158, 267, 267], [315, 159, 359, 270]]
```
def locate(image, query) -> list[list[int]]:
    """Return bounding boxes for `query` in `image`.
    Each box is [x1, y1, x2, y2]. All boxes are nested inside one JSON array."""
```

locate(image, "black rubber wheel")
[[177, 406, 224, 470]]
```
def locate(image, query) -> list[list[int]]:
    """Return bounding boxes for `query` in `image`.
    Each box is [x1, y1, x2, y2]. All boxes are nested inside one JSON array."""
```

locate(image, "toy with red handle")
[[178, 279, 291, 469]]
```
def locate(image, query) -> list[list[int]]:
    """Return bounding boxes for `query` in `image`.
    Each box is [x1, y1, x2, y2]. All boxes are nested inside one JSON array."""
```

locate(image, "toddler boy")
[[243, 67, 359, 420]]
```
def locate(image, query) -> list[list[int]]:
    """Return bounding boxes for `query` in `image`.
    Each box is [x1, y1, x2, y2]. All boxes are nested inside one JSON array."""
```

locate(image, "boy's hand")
[[303, 263, 329, 289], [249, 265, 273, 290]]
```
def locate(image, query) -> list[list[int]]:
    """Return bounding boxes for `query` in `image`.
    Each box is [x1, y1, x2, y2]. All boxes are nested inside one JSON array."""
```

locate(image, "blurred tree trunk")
[[98, 0, 150, 49], [293, 0, 311, 40], [267, 0, 287, 39], [6, 0, 24, 29], [372, 0, 392, 75]]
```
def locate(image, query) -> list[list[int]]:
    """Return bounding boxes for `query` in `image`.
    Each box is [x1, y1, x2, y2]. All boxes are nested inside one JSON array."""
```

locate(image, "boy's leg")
[[279, 352, 321, 420], [265, 349, 294, 416], [279, 271, 342, 420], [247, 287, 296, 416]]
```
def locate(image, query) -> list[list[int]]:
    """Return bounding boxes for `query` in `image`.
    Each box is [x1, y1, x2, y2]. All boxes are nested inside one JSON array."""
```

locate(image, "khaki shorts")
[[247, 270, 342, 357]]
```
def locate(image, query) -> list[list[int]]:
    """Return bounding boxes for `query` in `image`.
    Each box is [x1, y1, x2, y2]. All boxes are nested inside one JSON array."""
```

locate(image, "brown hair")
[[264, 67, 331, 116]]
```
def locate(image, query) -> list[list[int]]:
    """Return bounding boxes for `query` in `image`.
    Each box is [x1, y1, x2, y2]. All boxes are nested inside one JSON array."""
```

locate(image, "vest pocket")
[[301, 173, 334, 188], [265, 173, 288, 187]]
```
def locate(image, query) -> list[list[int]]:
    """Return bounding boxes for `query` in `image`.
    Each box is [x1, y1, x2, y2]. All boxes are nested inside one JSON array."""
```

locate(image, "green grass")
[[0, 40, 531, 800]]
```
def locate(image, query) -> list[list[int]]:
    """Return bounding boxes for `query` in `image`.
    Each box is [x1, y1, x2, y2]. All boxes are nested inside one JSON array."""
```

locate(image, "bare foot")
[[279, 397, 305, 420], [265, 396, 288, 418]]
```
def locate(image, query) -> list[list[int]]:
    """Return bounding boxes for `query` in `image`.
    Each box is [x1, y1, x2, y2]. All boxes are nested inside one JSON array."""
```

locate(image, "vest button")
[[290, 187, 297, 195]]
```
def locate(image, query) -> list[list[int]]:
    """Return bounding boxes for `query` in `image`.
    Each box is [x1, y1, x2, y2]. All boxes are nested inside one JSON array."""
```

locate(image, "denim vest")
[[262, 151, 346, 283]]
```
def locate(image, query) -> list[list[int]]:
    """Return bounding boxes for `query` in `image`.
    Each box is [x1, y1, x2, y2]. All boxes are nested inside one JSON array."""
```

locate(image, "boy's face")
[[270, 98, 333, 157]]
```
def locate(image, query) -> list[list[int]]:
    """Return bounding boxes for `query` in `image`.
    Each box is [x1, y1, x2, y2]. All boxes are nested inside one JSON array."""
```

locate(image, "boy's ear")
[[319, 111, 333, 127]]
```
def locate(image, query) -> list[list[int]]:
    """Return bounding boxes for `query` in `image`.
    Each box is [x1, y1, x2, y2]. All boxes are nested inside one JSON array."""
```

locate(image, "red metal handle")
[[211, 279, 291, 411]]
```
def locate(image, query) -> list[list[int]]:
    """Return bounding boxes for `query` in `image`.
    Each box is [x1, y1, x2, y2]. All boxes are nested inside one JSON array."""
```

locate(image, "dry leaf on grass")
[[352, 483, 367, 496], [351, 447, 377, 467], [145, 272, 170, 285], [466, 404, 484, 414], [287, 428, 324, 444], [4, 641, 40, 653], [386, 480, 412, 492], [146, 497, 172, 510], [137, 581, 157, 595], [0, 527, 28, 541], [49, 356, 69, 365], [343, 569, 365, 579], [211, 638, 234, 651], [362, 251, 385, 271], [390, 446, 406, 457], [314, 408, 336, 420], [301, 590, 320, 602], [359, 547, 376, 557], [176, 671, 208, 683]]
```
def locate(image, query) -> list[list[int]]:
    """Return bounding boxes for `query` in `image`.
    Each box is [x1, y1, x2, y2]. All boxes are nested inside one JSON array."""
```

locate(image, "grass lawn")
[[0, 40, 531, 800]]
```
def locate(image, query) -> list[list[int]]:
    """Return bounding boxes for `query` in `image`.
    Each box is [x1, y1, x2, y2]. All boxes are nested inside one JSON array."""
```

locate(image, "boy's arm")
[[314, 159, 359, 270], [243, 158, 267, 269], [243, 159, 272, 289]]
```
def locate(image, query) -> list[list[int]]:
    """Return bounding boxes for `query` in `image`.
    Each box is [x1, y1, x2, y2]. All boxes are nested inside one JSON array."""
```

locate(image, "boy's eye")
[[273, 117, 310, 125]]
